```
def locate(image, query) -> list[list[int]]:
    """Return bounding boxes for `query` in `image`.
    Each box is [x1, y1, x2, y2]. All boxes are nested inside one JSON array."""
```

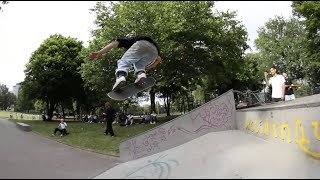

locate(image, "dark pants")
[[54, 128, 67, 135], [105, 118, 115, 136], [272, 98, 283, 102]]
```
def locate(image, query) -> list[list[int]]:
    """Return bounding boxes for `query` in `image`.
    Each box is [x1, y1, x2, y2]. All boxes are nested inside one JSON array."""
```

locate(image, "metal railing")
[[234, 90, 271, 109]]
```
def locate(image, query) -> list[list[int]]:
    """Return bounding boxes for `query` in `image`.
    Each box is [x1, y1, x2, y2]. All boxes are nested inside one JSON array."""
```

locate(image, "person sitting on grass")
[[52, 118, 68, 137]]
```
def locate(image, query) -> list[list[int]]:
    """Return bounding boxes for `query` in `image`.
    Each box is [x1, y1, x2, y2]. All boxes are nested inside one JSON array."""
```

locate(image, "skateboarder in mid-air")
[[89, 35, 162, 91]]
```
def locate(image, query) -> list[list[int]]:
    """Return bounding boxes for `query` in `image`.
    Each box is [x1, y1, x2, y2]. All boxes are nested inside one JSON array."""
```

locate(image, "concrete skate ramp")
[[119, 90, 236, 161], [95, 91, 320, 178], [94, 130, 320, 179]]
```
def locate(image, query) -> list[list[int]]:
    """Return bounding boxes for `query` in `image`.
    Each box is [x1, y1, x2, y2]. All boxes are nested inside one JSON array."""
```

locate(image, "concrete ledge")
[[238, 93, 320, 112], [16, 122, 32, 132]]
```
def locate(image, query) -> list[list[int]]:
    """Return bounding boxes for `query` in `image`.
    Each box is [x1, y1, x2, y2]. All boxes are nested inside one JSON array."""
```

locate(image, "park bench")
[[16, 122, 32, 132]]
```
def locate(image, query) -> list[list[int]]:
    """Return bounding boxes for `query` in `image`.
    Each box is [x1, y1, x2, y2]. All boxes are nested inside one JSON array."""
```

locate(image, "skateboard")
[[107, 77, 155, 101]]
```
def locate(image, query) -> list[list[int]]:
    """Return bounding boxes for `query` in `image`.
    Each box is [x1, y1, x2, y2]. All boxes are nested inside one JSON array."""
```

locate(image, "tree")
[[84, 1, 249, 116], [235, 53, 261, 91], [292, 1, 320, 87], [24, 34, 85, 120], [254, 16, 308, 80], [0, 83, 15, 110]]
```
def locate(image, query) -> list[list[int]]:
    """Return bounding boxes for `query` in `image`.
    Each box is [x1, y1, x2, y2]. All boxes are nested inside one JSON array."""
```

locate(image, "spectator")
[[283, 72, 296, 101], [127, 113, 134, 125], [140, 112, 151, 124], [264, 65, 285, 102], [98, 114, 105, 124], [93, 114, 98, 123], [52, 118, 68, 137], [82, 115, 88, 122], [42, 114, 47, 121], [103, 101, 117, 137], [118, 112, 128, 127]]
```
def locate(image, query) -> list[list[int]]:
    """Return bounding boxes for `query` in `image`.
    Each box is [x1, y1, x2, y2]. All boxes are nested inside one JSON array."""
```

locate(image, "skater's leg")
[[113, 41, 149, 90], [132, 41, 158, 83]]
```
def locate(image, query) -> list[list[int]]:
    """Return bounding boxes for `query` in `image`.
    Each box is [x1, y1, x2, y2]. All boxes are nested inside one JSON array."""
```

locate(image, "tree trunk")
[[61, 104, 65, 119], [45, 99, 49, 121], [150, 87, 156, 113], [75, 102, 81, 120], [167, 96, 171, 116], [164, 95, 171, 116], [47, 100, 55, 121], [79, 106, 82, 121]]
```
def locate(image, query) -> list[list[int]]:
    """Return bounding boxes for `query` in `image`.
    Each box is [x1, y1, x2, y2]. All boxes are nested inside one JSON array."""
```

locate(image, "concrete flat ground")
[[95, 130, 320, 179], [0, 118, 121, 179]]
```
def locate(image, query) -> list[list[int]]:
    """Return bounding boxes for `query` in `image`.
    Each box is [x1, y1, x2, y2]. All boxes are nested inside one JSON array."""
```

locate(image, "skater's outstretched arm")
[[89, 41, 119, 60], [146, 56, 161, 71]]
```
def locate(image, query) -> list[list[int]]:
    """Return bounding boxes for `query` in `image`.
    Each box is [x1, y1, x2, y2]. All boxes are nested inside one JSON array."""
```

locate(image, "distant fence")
[[9, 113, 42, 120]]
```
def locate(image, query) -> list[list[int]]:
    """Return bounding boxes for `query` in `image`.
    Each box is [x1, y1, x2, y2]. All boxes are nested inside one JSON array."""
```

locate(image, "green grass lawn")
[[1, 110, 180, 156], [7, 117, 175, 156]]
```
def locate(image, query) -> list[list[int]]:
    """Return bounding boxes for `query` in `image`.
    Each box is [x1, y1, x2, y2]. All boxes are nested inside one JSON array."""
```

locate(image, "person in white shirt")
[[264, 65, 285, 102], [52, 118, 68, 137], [127, 113, 134, 125]]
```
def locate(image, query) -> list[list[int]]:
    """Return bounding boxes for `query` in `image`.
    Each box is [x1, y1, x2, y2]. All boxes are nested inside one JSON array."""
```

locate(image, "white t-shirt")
[[58, 122, 67, 130], [269, 74, 285, 98]]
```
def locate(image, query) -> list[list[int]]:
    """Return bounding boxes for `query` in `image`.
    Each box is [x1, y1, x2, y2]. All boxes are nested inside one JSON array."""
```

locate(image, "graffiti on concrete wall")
[[123, 93, 234, 160], [167, 102, 232, 135], [245, 118, 320, 158], [124, 154, 180, 179]]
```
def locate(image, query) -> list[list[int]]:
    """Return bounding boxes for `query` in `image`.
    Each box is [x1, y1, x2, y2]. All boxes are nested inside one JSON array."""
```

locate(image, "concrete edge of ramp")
[[238, 93, 320, 111]]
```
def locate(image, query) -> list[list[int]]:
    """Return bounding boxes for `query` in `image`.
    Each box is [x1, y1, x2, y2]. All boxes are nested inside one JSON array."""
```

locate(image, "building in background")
[[13, 83, 21, 97]]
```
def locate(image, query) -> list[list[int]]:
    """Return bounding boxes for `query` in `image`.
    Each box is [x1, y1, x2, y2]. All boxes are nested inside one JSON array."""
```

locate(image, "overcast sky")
[[0, 1, 293, 91]]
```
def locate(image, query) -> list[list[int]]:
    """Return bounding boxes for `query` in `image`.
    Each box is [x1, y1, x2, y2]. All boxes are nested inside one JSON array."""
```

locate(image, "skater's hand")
[[89, 52, 101, 60]]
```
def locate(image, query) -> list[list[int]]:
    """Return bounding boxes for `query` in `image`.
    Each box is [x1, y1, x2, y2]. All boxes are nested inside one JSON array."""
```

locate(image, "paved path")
[[0, 118, 121, 179]]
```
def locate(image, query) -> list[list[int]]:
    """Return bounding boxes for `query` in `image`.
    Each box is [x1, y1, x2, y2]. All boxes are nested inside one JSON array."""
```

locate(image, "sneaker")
[[134, 72, 146, 84], [51, 134, 55, 136], [112, 76, 126, 91], [60, 134, 63, 137]]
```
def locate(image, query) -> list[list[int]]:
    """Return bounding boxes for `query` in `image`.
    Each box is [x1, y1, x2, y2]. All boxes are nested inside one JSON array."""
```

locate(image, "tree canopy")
[[23, 34, 85, 120]]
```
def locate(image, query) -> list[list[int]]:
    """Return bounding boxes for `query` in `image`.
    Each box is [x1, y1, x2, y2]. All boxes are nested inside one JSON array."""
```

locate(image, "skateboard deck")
[[107, 77, 155, 101]]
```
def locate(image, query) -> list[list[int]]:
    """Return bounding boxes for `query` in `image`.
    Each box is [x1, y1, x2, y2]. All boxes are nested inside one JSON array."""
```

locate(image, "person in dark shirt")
[[89, 35, 162, 91], [283, 72, 296, 101], [103, 101, 117, 137]]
